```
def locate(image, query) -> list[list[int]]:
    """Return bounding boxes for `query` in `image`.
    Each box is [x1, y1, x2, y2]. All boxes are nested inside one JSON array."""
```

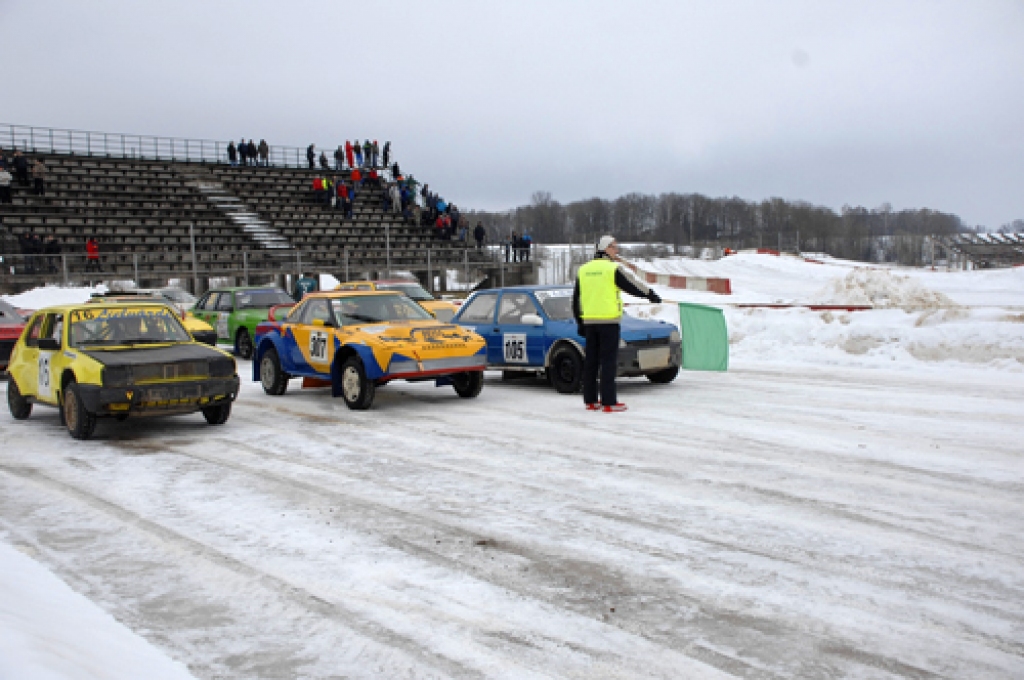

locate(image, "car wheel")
[[63, 382, 97, 440], [202, 401, 232, 425], [7, 379, 32, 420], [547, 346, 583, 394], [260, 348, 289, 396], [236, 328, 253, 360], [340, 356, 375, 410], [646, 366, 679, 384], [452, 371, 483, 398]]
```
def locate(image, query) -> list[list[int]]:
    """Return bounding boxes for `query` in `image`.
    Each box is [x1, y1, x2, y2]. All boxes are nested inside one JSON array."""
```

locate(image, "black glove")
[[648, 291, 662, 304], [576, 323, 586, 337]]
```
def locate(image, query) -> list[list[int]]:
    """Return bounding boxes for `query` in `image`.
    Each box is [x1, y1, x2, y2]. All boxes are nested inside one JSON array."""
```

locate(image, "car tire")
[[202, 401, 232, 425], [340, 356, 375, 410], [547, 346, 583, 394], [63, 382, 97, 440], [647, 366, 679, 384], [7, 379, 32, 420], [452, 371, 483, 398], [260, 348, 289, 396], [236, 328, 254, 360]]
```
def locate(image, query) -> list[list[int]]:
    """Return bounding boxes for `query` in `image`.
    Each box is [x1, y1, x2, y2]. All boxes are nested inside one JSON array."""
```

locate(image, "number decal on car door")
[[216, 313, 229, 339], [309, 330, 328, 363], [37, 353, 52, 399], [503, 333, 527, 364]]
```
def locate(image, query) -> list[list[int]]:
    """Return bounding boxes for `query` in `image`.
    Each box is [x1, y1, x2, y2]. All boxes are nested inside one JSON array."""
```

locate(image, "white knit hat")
[[597, 235, 617, 252]]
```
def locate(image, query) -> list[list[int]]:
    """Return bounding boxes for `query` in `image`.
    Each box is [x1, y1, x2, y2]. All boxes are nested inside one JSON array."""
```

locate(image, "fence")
[[1, 122, 365, 170]]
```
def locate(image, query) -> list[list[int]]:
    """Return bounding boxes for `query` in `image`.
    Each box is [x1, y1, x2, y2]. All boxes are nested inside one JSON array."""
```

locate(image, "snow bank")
[[0, 538, 196, 680], [813, 269, 958, 310], [1, 285, 106, 310]]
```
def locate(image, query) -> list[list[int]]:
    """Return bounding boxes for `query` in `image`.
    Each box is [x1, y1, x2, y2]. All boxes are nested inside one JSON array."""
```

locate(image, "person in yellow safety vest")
[[572, 235, 662, 412]]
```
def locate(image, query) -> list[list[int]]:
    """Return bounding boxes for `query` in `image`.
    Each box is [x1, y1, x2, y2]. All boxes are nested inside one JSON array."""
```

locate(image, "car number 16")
[[503, 333, 528, 364]]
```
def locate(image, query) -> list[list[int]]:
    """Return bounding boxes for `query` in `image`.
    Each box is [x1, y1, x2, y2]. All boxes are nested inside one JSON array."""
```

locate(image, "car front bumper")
[[77, 376, 240, 416], [617, 341, 682, 377]]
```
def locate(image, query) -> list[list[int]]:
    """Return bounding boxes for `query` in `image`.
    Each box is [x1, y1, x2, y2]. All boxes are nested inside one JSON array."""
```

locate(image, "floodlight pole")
[[189, 221, 199, 294]]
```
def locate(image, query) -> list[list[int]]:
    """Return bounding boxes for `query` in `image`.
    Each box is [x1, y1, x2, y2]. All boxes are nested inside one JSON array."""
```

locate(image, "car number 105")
[[503, 333, 528, 364]]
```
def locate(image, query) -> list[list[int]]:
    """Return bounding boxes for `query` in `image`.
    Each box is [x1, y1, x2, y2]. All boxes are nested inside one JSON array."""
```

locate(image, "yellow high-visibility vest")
[[578, 258, 622, 321]]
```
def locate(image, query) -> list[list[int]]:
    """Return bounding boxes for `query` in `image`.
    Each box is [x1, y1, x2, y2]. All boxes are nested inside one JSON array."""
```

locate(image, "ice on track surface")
[[0, 537, 197, 680]]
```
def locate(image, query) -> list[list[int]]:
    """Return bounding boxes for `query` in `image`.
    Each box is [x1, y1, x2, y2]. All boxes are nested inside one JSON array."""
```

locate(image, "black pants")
[[33, 179, 45, 195], [582, 323, 620, 406]]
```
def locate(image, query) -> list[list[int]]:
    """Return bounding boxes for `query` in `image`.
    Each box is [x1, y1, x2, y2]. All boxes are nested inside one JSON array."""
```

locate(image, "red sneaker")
[[585, 403, 601, 411], [602, 403, 628, 413]]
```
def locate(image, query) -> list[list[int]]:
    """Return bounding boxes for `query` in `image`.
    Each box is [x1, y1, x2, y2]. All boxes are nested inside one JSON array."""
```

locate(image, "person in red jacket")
[[345, 141, 354, 169], [85, 237, 102, 272]]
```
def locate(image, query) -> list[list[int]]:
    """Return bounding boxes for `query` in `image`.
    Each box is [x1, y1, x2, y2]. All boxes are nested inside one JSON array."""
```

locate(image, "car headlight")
[[103, 366, 131, 387], [209, 358, 236, 378], [670, 330, 681, 343]]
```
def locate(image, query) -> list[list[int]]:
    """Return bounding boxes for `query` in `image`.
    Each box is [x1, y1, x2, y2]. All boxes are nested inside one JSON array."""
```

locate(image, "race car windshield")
[[332, 295, 433, 325], [376, 283, 433, 301], [161, 289, 196, 304], [236, 290, 294, 309], [69, 307, 191, 347], [535, 289, 574, 320]]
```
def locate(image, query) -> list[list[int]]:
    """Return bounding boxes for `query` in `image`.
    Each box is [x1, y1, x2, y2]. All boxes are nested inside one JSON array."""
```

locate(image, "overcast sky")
[[2, 0, 1022, 227]]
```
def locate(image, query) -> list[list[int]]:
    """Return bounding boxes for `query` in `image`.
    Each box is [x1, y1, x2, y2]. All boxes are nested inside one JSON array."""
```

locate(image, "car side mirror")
[[38, 338, 60, 350], [521, 313, 544, 326]]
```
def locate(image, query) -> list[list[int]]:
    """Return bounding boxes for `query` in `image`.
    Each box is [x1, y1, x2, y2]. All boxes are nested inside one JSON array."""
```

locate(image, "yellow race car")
[[253, 290, 486, 409], [6, 302, 240, 439], [334, 279, 459, 322]]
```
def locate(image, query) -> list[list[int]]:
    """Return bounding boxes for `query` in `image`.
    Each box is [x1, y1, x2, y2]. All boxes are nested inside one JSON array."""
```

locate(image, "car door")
[[455, 292, 499, 363], [32, 313, 63, 405], [214, 292, 234, 341], [192, 292, 218, 331], [495, 292, 546, 367], [13, 314, 44, 398], [287, 299, 334, 376]]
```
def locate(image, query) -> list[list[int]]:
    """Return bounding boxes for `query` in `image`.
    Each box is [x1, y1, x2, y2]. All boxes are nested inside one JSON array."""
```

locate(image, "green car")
[[191, 286, 295, 359]]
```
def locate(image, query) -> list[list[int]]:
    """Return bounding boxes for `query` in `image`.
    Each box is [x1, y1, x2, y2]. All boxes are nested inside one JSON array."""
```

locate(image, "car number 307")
[[309, 331, 328, 362], [503, 333, 528, 363]]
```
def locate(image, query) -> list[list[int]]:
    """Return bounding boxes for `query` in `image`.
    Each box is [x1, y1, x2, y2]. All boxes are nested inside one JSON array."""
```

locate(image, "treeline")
[[466, 191, 969, 264]]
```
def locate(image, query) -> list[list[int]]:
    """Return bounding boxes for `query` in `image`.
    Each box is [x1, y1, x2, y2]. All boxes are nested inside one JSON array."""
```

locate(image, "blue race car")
[[451, 285, 682, 393]]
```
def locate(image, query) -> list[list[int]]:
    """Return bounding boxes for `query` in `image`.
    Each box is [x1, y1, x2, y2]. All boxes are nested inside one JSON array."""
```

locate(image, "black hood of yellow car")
[[80, 343, 227, 366]]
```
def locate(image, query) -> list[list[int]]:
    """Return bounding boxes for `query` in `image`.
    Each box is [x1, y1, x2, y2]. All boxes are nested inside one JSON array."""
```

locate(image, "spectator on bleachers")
[[391, 161, 400, 178], [336, 180, 348, 211], [13, 151, 29, 186], [258, 139, 269, 166], [0, 149, 7, 170], [17, 232, 35, 274], [319, 151, 329, 170], [44, 234, 61, 273], [227, 141, 238, 166], [86, 236, 102, 272], [31, 159, 46, 196], [0, 166, 12, 204], [312, 176, 326, 204], [334, 145, 345, 171], [474, 222, 485, 249], [239, 138, 248, 166], [307, 144, 316, 169], [350, 167, 362, 189], [388, 183, 401, 215], [345, 140, 355, 169], [247, 140, 257, 166], [363, 140, 372, 168], [521, 233, 533, 262], [383, 141, 391, 169], [371, 140, 379, 168], [506, 231, 517, 263], [353, 140, 363, 168], [410, 203, 422, 227]]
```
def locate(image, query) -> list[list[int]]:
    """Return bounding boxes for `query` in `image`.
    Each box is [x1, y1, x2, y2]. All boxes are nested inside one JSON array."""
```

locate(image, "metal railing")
[[1, 122, 385, 170]]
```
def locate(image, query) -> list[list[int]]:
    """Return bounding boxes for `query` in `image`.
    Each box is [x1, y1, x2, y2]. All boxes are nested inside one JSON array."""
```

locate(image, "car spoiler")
[[268, 303, 295, 321]]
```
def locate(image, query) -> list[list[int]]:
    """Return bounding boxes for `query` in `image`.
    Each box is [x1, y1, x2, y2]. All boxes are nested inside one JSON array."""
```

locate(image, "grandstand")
[[0, 124, 534, 294]]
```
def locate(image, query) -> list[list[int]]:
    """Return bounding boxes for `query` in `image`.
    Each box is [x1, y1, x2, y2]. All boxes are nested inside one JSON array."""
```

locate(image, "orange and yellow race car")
[[252, 290, 486, 409], [334, 279, 459, 321]]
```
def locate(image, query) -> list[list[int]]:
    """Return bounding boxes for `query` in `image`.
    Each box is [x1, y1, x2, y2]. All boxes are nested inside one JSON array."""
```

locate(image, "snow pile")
[[2, 284, 106, 311], [814, 269, 958, 310], [0, 538, 196, 680]]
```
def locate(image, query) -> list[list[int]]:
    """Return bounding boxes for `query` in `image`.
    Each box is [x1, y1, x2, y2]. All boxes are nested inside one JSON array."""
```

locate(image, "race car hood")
[[353, 321, 480, 343], [79, 343, 230, 366]]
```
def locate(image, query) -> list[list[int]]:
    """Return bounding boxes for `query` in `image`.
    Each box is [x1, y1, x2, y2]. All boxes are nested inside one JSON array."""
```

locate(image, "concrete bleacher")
[[0, 149, 477, 292]]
